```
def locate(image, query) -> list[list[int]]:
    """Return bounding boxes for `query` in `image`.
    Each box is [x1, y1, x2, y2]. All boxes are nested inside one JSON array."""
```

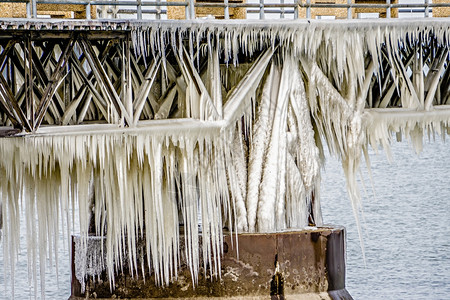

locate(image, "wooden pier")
[[0, 19, 448, 134]]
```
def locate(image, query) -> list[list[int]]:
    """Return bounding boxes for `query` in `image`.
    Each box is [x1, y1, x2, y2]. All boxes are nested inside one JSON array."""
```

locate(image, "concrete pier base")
[[70, 226, 352, 299]]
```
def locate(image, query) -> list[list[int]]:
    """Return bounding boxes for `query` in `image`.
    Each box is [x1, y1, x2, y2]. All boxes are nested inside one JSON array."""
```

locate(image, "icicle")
[[227, 126, 248, 232], [257, 61, 290, 233], [246, 63, 278, 232], [289, 58, 320, 194]]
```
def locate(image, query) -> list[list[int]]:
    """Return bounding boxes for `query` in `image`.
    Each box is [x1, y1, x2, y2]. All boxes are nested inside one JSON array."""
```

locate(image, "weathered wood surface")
[[0, 20, 448, 134]]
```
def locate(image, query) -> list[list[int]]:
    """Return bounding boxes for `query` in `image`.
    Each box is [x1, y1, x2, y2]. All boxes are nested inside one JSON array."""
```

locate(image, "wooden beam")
[[392, 50, 422, 109], [224, 48, 275, 126], [77, 90, 95, 124], [79, 38, 132, 126], [440, 62, 450, 105], [130, 54, 145, 85], [34, 37, 75, 130], [70, 54, 109, 119], [175, 46, 220, 120], [133, 55, 161, 125], [356, 60, 376, 112], [378, 81, 396, 108], [123, 37, 133, 118], [0, 40, 16, 72], [31, 45, 66, 120], [0, 90, 21, 129], [61, 84, 88, 125], [32, 81, 62, 123], [206, 47, 223, 118], [424, 49, 448, 111], [0, 72, 32, 131], [25, 35, 34, 128], [154, 83, 177, 119]]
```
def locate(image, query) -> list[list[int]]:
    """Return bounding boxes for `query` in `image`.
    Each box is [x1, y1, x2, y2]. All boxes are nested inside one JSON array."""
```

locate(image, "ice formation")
[[0, 19, 449, 297]]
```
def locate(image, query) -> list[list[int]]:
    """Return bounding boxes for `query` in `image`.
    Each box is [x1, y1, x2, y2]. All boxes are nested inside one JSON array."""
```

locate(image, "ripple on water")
[[322, 139, 450, 300]]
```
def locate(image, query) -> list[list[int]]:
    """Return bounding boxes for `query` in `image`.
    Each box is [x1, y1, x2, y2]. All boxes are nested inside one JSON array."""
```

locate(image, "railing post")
[[86, 2, 92, 20], [156, 0, 161, 19], [294, 0, 299, 19], [386, 0, 391, 18], [306, 0, 311, 19], [137, 0, 142, 19], [224, 0, 229, 19], [26, 0, 31, 18], [189, 0, 195, 19], [259, 0, 265, 19], [347, 0, 351, 19], [32, 0, 37, 18], [424, 0, 429, 17], [280, 0, 285, 18], [113, 0, 118, 18]]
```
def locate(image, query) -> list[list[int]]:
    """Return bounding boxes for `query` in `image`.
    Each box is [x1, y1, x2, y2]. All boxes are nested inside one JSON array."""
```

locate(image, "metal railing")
[[0, 0, 449, 20]]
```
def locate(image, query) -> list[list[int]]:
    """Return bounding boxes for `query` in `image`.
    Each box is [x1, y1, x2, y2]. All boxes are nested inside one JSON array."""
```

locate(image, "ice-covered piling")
[[70, 227, 351, 299]]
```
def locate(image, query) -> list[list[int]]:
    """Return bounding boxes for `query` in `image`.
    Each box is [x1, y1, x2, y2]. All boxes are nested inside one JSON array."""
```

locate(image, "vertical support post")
[[294, 0, 299, 19], [124, 36, 133, 120], [25, 35, 34, 128], [418, 40, 424, 104], [26, 1, 31, 18], [65, 56, 73, 115], [86, 3, 92, 20], [424, 0, 429, 17], [413, 42, 420, 103], [224, 0, 229, 19], [185, 0, 189, 19], [306, 0, 311, 19], [137, 0, 142, 19], [113, 0, 118, 18], [259, 0, 265, 19], [347, 0, 351, 19], [386, 0, 391, 18], [32, 0, 37, 18], [156, 0, 161, 19], [189, 0, 195, 19], [280, 0, 285, 18]]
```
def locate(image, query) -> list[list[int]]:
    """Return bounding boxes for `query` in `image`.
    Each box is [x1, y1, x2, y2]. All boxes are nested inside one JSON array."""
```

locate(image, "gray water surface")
[[1, 139, 450, 299], [322, 139, 450, 300]]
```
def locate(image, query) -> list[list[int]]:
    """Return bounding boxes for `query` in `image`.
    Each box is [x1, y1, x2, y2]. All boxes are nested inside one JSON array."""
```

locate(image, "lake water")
[[1, 139, 450, 299], [321, 138, 450, 300]]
